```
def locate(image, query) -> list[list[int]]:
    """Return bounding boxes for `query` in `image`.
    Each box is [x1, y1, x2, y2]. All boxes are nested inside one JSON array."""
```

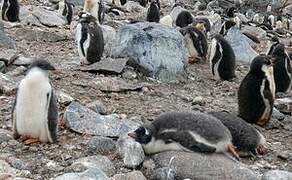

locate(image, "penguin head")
[[249, 55, 273, 77], [128, 126, 152, 144], [226, 7, 236, 18], [29, 60, 56, 72], [272, 43, 286, 57], [78, 12, 97, 23]]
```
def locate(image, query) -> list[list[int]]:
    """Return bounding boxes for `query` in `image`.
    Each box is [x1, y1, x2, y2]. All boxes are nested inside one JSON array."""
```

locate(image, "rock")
[[54, 168, 110, 180], [274, 98, 292, 114], [225, 27, 258, 64], [71, 156, 116, 176], [241, 26, 267, 39], [0, 73, 17, 95], [150, 167, 176, 180], [56, 90, 74, 105], [6, 157, 32, 171], [111, 171, 147, 180], [111, 22, 187, 82], [91, 76, 143, 93], [262, 170, 292, 180], [142, 159, 156, 171], [64, 101, 141, 137], [22, 14, 43, 27], [101, 25, 116, 57], [0, 49, 18, 65], [117, 135, 145, 168], [192, 96, 206, 106], [123, 2, 147, 17], [32, 7, 67, 27], [0, 129, 13, 144], [13, 55, 34, 66], [0, 61, 5, 73], [272, 107, 285, 121], [122, 68, 137, 80], [0, 21, 4, 31], [87, 100, 107, 115], [283, 4, 292, 16], [15, 28, 67, 42], [0, 30, 16, 49], [80, 58, 128, 75], [265, 118, 284, 130], [277, 150, 292, 160], [87, 136, 116, 154], [0, 160, 16, 174], [153, 151, 260, 180], [67, 0, 84, 6]]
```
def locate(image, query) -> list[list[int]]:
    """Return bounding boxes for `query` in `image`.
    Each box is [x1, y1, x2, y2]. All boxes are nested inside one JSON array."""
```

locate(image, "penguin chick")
[[128, 111, 240, 160], [179, 26, 208, 63], [84, 0, 104, 24], [146, 0, 160, 23], [208, 111, 267, 156], [1, 0, 20, 22], [76, 12, 104, 65], [209, 34, 236, 81], [58, 0, 74, 25], [238, 55, 275, 126], [12, 60, 58, 144], [272, 43, 292, 93], [159, 15, 173, 27], [175, 10, 193, 28]]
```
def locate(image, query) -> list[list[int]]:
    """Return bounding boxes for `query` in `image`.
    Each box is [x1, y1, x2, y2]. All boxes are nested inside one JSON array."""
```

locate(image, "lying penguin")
[[128, 111, 240, 160], [12, 60, 58, 144], [75, 12, 104, 65], [209, 111, 267, 156], [238, 55, 275, 126]]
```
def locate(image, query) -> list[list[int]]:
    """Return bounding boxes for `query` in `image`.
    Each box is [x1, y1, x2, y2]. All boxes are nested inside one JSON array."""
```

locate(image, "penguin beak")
[[128, 132, 137, 139]]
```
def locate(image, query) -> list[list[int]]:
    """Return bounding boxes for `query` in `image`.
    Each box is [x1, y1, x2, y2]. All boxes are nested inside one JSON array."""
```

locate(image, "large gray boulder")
[[54, 168, 109, 180], [0, 31, 16, 49], [111, 22, 187, 82], [262, 170, 292, 180], [153, 151, 260, 180], [283, 4, 292, 16], [32, 7, 67, 27], [225, 27, 258, 64]]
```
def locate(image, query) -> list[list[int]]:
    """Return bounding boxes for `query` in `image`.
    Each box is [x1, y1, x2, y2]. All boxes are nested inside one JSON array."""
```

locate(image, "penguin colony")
[[1, 0, 292, 168]]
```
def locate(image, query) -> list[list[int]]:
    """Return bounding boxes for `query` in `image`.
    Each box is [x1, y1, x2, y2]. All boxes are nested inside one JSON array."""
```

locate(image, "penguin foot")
[[227, 144, 240, 161], [80, 58, 90, 66], [22, 136, 40, 145], [256, 144, 268, 155]]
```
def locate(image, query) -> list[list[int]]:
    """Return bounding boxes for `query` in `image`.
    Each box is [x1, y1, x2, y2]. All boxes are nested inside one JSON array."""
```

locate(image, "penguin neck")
[[26, 67, 49, 83]]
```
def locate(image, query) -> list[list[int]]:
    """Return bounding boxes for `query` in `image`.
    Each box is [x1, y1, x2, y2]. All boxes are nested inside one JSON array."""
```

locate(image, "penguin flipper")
[[47, 90, 58, 143], [11, 89, 20, 139]]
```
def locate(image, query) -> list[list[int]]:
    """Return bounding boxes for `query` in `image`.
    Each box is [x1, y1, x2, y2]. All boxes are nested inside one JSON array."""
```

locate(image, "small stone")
[[192, 96, 205, 106], [71, 156, 116, 176], [122, 68, 137, 80], [150, 167, 176, 180], [272, 107, 285, 121], [87, 136, 116, 154], [265, 119, 284, 130], [277, 150, 292, 160], [6, 157, 32, 171], [117, 135, 145, 168], [56, 91, 74, 105], [274, 98, 292, 114], [0, 49, 18, 65], [54, 168, 110, 180], [13, 55, 34, 66], [87, 100, 107, 115], [142, 159, 156, 171], [0, 160, 16, 174], [0, 73, 18, 95], [262, 170, 292, 180], [111, 171, 147, 180], [0, 129, 12, 144], [5, 66, 26, 77]]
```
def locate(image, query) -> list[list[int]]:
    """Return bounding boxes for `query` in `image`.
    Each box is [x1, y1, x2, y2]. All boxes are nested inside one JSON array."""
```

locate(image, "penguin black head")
[[249, 55, 273, 77], [128, 126, 152, 144], [29, 60, 56, 71], [272, 44, 286, 57], [226, 7, 236, 18], [270, 36, 279, 43], [78, 12, 97, 23]]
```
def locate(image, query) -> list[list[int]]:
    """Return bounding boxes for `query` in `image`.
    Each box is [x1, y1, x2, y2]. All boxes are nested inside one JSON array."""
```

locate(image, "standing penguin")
[[84, 0, 104, 24], [146, 0, 160, 23], [208, 111, 267, 156], [209, 34, 236, 81], [58, 0, 74, 25], [272, 44, 292, 93], [12, 60, 58, 144], [1, 0, 20, 22], [128, 111, 240, 160], [175, 10, 193, 28], [179, 26, 208, 63], [266, 36, 279, 55], [76, 12, 104, 65], [238, 55, 275, 126]]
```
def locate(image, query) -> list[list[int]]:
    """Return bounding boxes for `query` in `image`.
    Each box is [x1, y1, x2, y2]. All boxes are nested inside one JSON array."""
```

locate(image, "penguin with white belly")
[[272, 44, 292, 93], [128, 111, 240, 160], [76, 12, 104, 65], [209, 34, 236, 81], [146, 0, 160, 23], [1, 0, 20, 22], [266, 36, 279, 55], [12, 60, 58, 144], [84, 0, 104, 24], [58, 0, 74, 25], [179, 25, 208, 63], [238, 55, 275, 126], [208, 111, 267, 156]]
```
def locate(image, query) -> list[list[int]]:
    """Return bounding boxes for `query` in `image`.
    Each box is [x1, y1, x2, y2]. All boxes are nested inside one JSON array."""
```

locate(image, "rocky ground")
[[0, 0, 292, 180]]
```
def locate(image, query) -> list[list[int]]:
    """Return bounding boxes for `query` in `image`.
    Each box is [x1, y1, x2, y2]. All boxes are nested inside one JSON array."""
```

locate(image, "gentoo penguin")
[[272, 44, 292, 93], [1, 0, 20, 22], [84, 0, 104, 24], [238, 55, 275, 126], [159, 15, 173, 27], [193, 18, 211, 34], [146, 0, 160, 23], [179, 25, 208, 63], [12, 60, 58, 144], [219, 20, 236, 36], [175, 11, 193, 28], [76, 12, 104, 65], [266, 36, 279, 55], [267, 5, 272, 13], [209, 34, 236, 81], [208, 111, 267, 156], [268, 14, 275, 27], [128, 111, 240, 160], [58, 0, 74, 25]]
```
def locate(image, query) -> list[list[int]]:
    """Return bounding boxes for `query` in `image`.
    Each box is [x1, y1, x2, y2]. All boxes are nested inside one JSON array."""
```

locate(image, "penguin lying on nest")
[[209, 111, 267, 156], [12, 60, 58, 144], [238, 55, 275, 126], [128, 111, 240, 160]]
